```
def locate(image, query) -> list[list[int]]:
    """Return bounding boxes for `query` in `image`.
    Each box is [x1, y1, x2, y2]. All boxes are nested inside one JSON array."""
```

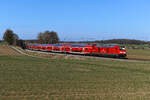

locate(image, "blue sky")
[[0, 0, 150, 41]]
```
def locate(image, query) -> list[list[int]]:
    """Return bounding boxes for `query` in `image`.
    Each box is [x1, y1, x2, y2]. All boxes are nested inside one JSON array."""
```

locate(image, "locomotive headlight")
[[120, 51, 126, 54]]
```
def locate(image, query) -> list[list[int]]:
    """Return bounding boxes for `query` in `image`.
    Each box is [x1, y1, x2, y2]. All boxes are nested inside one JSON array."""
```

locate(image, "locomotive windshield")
[[119, 46, 125, 50]]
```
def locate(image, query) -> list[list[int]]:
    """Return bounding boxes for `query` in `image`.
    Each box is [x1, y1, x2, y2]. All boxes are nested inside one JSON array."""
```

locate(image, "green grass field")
[[127, 48, 150, 60], [1, 55, 150, 100], [1, 45, 150, 99]]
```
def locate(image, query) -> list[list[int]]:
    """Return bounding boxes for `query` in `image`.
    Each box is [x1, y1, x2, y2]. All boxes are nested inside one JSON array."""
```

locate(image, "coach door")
[[107, 48, 109, 54]]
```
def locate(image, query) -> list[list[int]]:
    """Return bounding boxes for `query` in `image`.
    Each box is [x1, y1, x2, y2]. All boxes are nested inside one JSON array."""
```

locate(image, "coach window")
[[85, 48, 88, 51], [98, 48, 101, 52], [65, 48, 69, 51]]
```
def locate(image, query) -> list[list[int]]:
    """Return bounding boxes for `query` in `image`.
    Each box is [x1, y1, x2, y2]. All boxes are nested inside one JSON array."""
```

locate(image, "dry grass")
[[0, 46, 21, 56]]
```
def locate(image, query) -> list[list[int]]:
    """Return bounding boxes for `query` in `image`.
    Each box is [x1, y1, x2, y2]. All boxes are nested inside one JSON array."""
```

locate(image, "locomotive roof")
[[70, 44, 87, 47], [70, 44, 119, 47], [51, 44, 63, 47], [71, 45, 85, 47], [96, 45, 119, 47], [41, 44, 49, 46]]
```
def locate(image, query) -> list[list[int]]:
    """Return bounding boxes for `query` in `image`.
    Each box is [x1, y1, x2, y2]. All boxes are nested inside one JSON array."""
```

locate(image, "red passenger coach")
[[51, 44, 63, 52], [46, 44, 53, 51], [61, 45, 71, 52], [26, 44, 127, 58], [93, 45, 127, 57], [70, 44, 93, 54], [27, 44, 39, 50]]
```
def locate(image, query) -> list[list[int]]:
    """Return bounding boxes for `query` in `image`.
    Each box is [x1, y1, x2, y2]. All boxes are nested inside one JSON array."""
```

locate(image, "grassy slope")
[[1, 55, 150, 100]]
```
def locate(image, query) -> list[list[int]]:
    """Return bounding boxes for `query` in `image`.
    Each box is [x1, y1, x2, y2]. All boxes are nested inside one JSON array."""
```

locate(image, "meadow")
[[1, 49, 150, 100], [1, 45, 150, 99], [127, 48, 150, 60]]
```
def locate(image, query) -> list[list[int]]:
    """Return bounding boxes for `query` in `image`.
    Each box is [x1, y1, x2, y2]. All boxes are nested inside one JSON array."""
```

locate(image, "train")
[[26, 44, 127, 58]]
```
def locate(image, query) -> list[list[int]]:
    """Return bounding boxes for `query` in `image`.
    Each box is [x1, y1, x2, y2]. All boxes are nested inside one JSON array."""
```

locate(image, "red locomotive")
[[26, 44, 127, 58]]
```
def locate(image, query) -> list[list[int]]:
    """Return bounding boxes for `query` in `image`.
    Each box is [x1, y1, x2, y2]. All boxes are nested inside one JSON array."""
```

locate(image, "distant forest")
[[95, 39, 148, 45], [24, 39, 149, 45], [1, 29, 149, 45], [1, 38, 150, 45]]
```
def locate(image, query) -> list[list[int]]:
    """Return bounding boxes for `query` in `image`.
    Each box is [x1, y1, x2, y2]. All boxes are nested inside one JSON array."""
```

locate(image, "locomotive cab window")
[[120, 46, 125, 50]]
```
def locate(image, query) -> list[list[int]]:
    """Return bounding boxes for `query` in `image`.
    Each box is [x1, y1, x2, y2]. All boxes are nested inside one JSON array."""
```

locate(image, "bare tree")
[[37, 31, 59, 44], [37, 32, 44, 43], [3, 29, 19, 45], [3, 29, 14, 45]]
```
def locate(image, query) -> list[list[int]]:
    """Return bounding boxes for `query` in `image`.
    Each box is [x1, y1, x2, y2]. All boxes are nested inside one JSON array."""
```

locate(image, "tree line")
[[94, 39, 148, 45], [2, 29, 150, 47], [61, 39, 149, 45], [2, 29, 60, 48]]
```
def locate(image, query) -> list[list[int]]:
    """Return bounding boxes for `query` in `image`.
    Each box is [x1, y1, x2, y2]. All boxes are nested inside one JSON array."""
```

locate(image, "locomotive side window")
[[116, 48, 118, 51]]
